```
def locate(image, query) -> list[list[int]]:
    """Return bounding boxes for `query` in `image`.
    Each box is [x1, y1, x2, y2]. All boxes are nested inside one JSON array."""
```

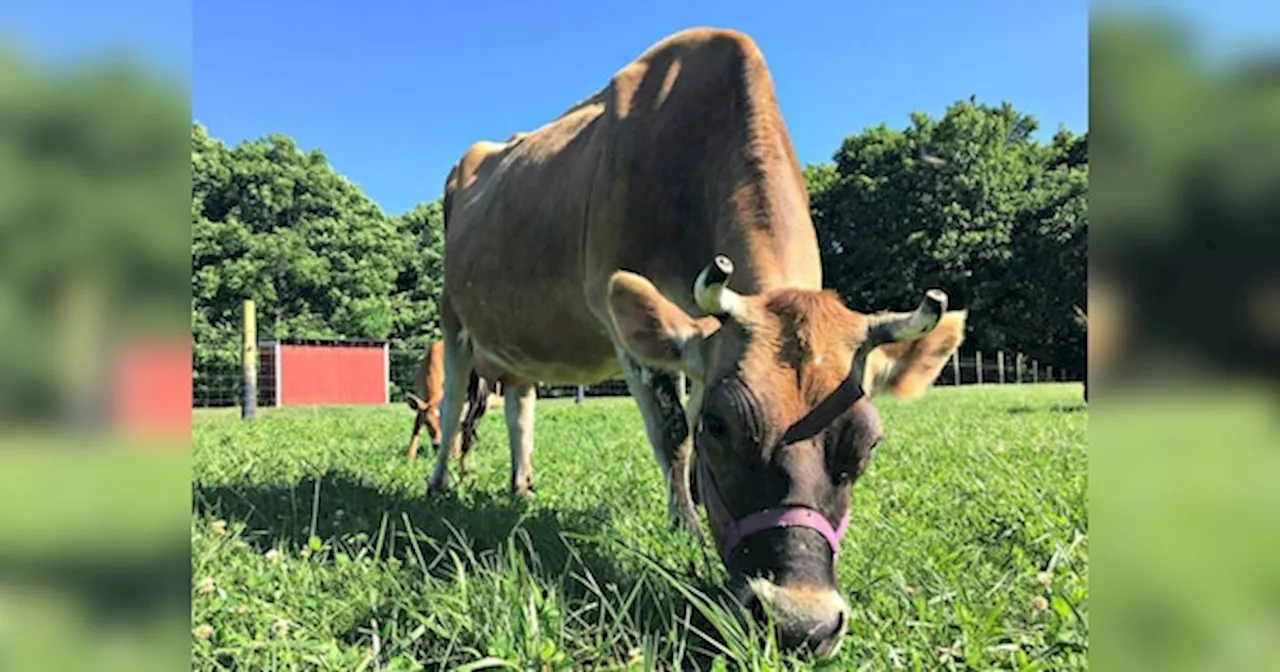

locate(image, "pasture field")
[[192, 384, 1087, 670]]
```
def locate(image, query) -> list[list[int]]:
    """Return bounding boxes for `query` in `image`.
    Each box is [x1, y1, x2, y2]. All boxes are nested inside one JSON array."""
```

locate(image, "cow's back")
[[440, 27, 818, 384], [579, 27, 819, 312]]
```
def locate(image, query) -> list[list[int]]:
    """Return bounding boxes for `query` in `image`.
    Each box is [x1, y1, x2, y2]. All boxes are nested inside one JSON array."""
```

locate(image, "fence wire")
[[192, 346, 1075, 408]]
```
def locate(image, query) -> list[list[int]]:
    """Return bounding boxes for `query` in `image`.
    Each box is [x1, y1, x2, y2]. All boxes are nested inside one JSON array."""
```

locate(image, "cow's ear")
[[862, 310, 967, 400], [607, 271, 720, 374]]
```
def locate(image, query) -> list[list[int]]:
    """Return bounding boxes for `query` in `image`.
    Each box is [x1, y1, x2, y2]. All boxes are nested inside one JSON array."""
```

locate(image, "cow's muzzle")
[[732, 576, 850, 658]]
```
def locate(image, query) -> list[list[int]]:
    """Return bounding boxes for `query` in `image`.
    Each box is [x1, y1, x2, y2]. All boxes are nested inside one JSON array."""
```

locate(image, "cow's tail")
[[458, 370, 492, 457]]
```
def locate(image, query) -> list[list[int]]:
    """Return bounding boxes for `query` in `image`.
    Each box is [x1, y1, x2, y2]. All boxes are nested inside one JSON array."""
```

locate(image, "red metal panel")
[[278, 344, 386, 406], [112, 337, 192, 439]]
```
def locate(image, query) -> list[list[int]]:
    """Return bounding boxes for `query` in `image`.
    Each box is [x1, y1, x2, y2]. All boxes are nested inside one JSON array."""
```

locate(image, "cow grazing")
[[404, 341, 446, 460], [404, 341, 502, 465], [427, 27, 967, 657]]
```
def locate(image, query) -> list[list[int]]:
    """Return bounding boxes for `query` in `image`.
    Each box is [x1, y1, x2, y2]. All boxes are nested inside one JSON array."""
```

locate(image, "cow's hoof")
[[669, 505, 703, 537], [426, 475, 451, 496], [512, 476, 537, 496]]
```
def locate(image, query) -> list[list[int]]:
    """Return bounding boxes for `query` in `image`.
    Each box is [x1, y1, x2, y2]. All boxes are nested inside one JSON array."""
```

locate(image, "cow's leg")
[[406, 409, 427, 460], [447, 398, 466, 460], [426, 329, 474, 495], [426, 406, 442, 454], [404, 393, 431, 460], [504, 382, 537, 499], [616, 348, 699, 533]]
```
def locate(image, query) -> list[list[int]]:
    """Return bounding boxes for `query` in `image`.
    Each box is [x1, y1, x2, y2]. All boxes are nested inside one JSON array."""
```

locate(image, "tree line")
[[192, 97, 1087, 401]]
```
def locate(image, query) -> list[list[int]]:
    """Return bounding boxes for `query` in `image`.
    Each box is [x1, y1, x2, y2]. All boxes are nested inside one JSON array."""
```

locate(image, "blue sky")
[[189, 0, 1091, 216], [11, 0, 1094, 215], [191, 0, 1090, 215], [10, 1, 1280, 216]]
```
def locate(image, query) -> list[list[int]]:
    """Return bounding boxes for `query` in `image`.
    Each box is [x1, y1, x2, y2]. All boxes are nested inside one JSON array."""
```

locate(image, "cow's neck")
[[610, 41, 825, 302], [709, 69, 821, 296], [705, 129, 822, 297]]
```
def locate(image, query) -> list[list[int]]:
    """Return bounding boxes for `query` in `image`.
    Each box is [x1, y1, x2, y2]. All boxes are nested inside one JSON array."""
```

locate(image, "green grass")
[[192, 384, 1087, 670]]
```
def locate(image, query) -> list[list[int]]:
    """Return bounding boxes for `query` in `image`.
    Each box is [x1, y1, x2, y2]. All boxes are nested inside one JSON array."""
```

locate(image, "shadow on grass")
[[0, 545, 190, 629], [193, 471, 748, 669], [193, 471, 612, 571], [1006, 403, 1088, 415]]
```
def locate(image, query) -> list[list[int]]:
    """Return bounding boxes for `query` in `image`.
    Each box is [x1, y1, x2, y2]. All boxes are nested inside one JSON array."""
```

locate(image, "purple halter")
[[698, 451, 850, 562], [695, 376, 864, 562]]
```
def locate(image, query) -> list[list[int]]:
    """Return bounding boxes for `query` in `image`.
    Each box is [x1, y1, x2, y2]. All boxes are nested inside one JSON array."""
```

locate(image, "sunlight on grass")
[[192, 384, 1086, 670]]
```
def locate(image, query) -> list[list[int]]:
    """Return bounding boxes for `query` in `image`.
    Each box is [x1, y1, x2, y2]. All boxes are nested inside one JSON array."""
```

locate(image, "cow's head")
[[606, 255, 966, 657]]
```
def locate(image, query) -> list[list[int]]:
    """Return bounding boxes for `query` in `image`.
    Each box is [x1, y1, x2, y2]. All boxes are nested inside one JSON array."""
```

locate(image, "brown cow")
[[426, 27, 966, 657], [403, 341, 502, 466], [404, 341, 445, 460]]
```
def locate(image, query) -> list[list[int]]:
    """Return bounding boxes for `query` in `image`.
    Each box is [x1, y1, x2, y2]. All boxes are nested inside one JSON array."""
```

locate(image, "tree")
[[388, 201, 445, 349], [191, 123, 444, 403], [808, 100, 1087, 376]]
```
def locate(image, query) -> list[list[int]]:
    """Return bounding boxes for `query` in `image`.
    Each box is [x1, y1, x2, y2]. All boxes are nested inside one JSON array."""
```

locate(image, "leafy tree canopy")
[[808, 99, 1087, 375]]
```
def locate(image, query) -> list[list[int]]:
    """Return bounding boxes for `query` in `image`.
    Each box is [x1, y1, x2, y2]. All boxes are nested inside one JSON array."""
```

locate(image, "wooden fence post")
[[1033, 360, 1039, 383], [997, 351, 1005, 384], [975, 351, 983, 385], [951, 350, 961, 386], [241, 299, 257, 420], [575, 385, 585, 405], [1047, 365, 1054, 382], [1015, 353, 1024, 384]]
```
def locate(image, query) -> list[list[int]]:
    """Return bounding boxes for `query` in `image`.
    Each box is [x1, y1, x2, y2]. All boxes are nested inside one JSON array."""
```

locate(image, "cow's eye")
[[700, 413, 728, 437], [829, 423, 877, 484]]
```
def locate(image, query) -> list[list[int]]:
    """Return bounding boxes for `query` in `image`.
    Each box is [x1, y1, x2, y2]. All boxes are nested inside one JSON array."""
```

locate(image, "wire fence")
[[193, 344, 1076, 409]]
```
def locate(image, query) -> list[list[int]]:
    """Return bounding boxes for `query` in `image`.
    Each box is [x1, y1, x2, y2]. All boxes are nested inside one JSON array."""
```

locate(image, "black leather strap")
[[777, 372, 864, 447]]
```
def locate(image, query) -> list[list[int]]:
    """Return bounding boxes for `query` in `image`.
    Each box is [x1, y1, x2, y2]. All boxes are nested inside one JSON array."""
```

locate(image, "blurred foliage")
[[1089, 9, 1280, 672], [1090, 12, 1279, 385], [807, 100, 1088, 379], [0, 49, 189, 424], [0, 37, 191, 672]]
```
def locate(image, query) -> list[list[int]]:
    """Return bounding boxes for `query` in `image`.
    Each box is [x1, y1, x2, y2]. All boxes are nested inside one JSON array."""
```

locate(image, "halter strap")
[[696, 382, 864, 562], [778, 375, 866, 446], [697, 451, 850, 562]]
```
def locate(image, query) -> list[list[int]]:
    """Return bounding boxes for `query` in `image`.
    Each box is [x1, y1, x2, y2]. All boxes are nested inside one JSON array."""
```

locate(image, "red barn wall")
[[278, 343, 387, 406], [113, 337, 192, 440]]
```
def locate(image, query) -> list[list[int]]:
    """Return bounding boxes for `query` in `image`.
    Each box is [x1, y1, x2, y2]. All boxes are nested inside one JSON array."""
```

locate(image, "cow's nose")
[[774, 606, 847, 658], [782, 609, 845, 658], [743, 578, 850, 658]]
